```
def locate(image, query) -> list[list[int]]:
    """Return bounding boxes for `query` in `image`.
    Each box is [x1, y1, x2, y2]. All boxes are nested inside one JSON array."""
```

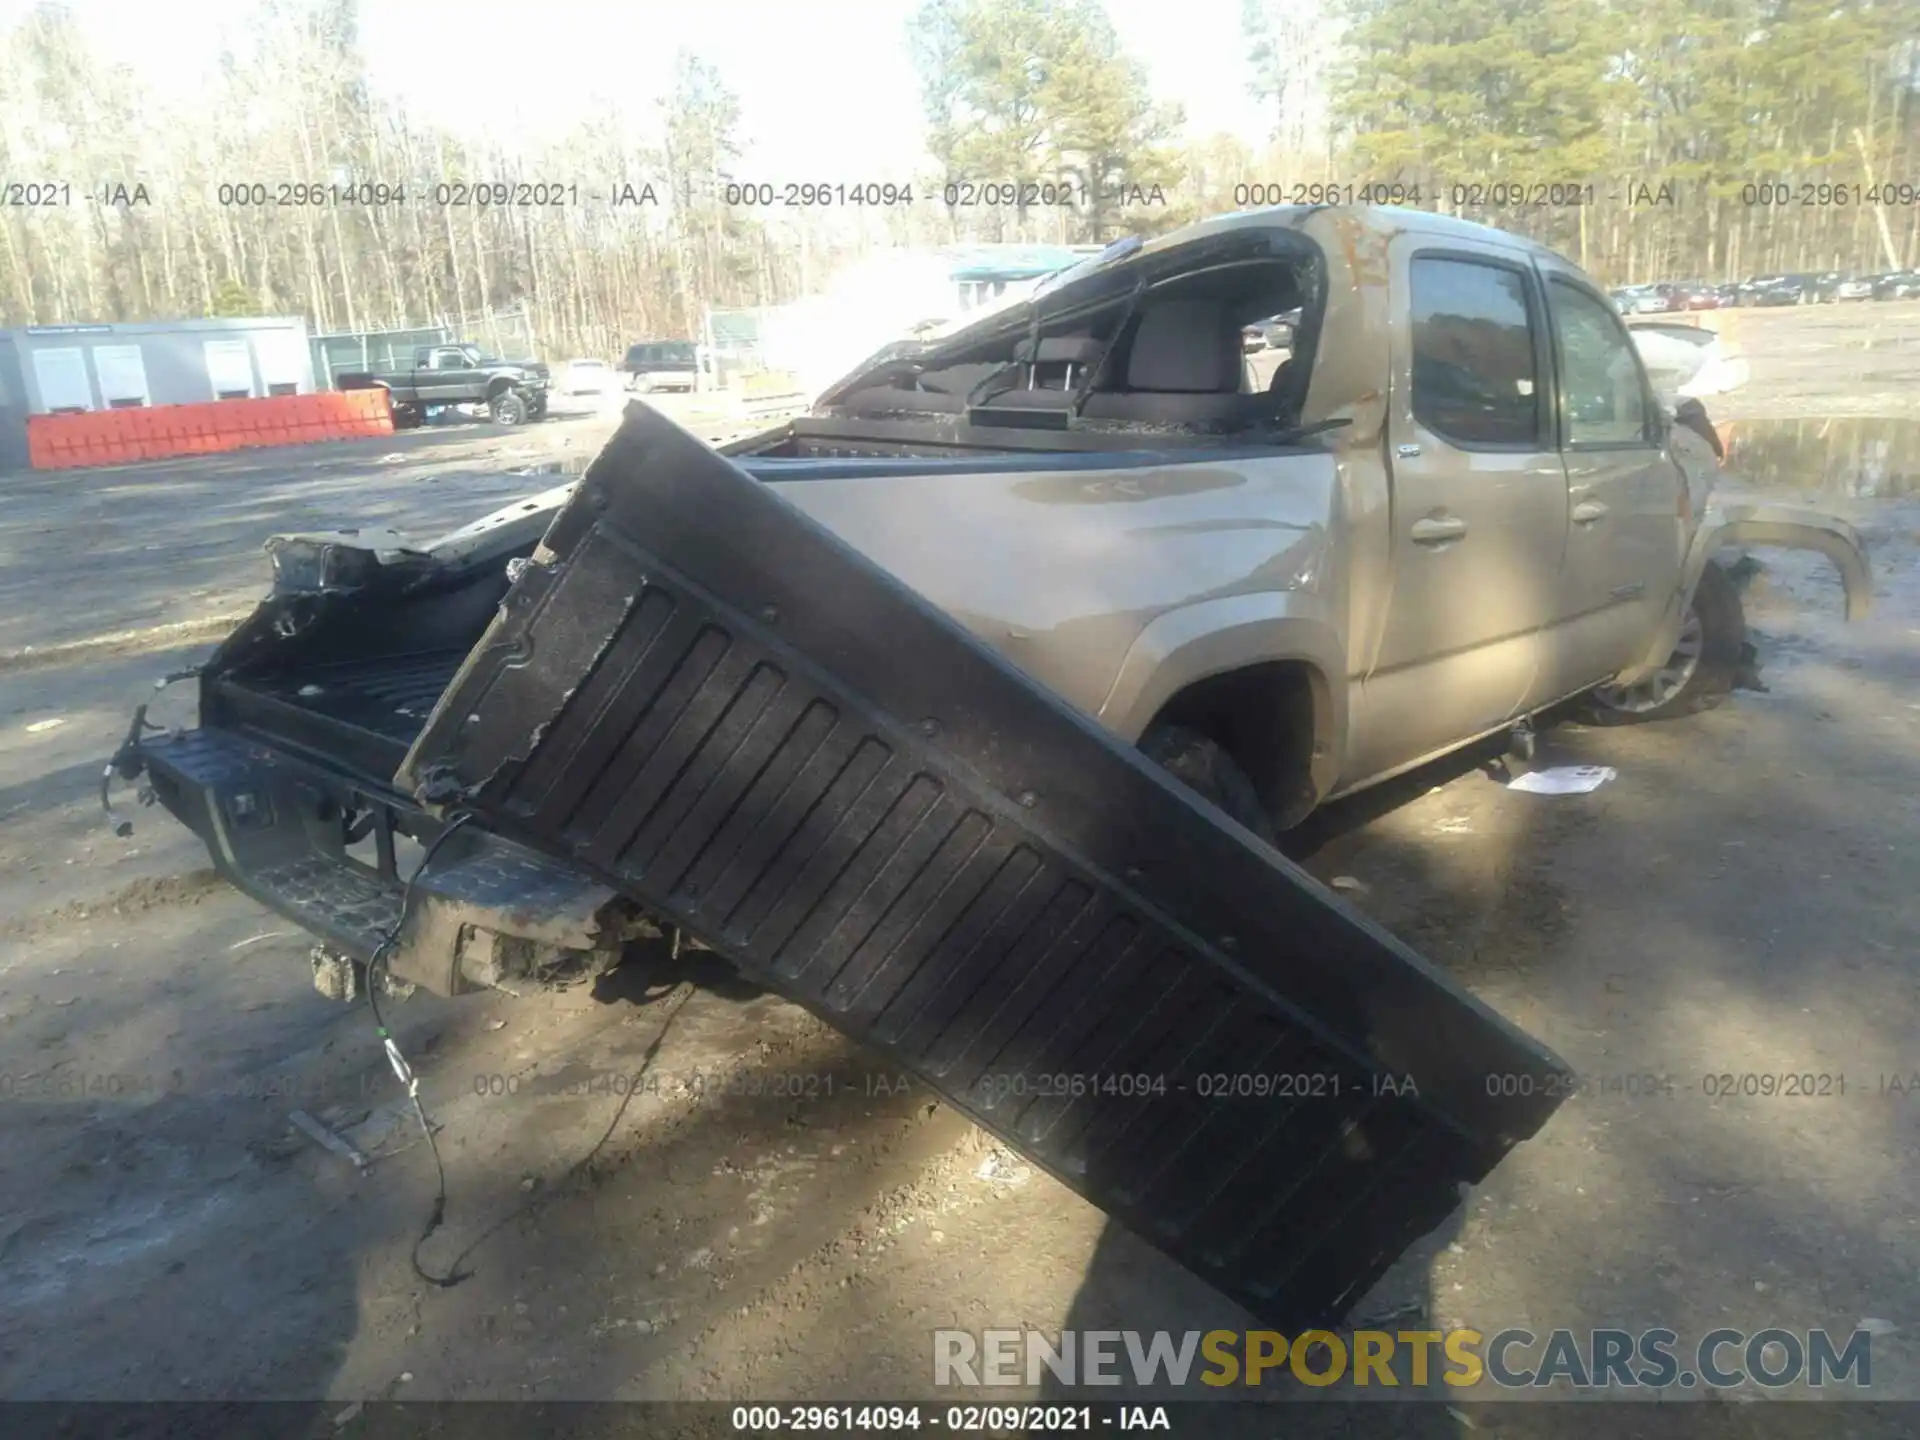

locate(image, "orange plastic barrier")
[[24, 389, 395, 470]]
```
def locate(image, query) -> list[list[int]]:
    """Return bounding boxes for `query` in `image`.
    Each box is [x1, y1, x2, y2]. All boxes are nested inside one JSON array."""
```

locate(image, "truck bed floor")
[[240, 649, 468, 745]]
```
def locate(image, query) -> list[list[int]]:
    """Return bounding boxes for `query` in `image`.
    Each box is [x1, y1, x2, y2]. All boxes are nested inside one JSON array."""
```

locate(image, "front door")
[[421, 347, 475, 404], [1348, 241, 1569, 783], [1531, 268, 1687, 707]]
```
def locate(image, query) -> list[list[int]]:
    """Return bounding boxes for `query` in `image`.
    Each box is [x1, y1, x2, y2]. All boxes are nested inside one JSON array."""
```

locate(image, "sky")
[[1, 0, 1290, 175]]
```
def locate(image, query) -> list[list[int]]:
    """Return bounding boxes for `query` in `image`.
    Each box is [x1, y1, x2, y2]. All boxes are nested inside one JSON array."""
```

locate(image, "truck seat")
[[1079, 299, 1252, 423], [968, 336, 1106, 410]]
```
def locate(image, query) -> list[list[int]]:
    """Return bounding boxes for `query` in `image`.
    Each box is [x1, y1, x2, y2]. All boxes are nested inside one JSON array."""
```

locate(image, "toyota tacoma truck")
[[338, 342, 552, 427], [107, 205, 1869, 1331]]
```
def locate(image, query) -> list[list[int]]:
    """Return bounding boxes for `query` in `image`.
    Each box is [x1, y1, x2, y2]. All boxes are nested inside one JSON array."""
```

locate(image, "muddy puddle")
[[1722, 416, 1920, 497]]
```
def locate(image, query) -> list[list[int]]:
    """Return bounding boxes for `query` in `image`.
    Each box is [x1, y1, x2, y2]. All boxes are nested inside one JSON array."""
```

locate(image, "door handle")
[[1409, 516, 1469, 545], [1572, 500, 1610, 524]]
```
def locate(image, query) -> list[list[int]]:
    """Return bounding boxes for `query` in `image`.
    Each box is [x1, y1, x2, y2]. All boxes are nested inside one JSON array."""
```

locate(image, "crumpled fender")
[[1694, 501, 1873, 623], [1616, 500, 1872, 683]]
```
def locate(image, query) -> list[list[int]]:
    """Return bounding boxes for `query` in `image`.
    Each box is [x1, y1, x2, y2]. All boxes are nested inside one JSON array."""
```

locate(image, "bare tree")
[[0, 0, 1911, 358]]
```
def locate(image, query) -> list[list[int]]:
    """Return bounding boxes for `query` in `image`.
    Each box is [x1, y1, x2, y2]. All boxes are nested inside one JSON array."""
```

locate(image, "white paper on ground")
[[1508, 765, 1617, 795]]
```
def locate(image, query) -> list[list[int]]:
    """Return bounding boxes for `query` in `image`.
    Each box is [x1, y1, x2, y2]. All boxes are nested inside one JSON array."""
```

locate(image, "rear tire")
[[1139, 723, 1278, 846], [490, 390, 529, 426], [1587, 559, 1745, 723]]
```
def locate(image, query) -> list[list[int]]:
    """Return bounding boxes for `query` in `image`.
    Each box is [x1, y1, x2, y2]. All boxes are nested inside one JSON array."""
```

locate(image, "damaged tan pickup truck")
[[108, 205, 1869, 1333]]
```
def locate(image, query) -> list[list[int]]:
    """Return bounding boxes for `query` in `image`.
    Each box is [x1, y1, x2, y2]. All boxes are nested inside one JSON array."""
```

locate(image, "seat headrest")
[[1124, 300, 1242, 393], [1013, 334, 1104, 365]]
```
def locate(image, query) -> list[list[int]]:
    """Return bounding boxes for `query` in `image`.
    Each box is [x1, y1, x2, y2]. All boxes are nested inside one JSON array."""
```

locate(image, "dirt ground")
[[1, 315, 1917, 1428]]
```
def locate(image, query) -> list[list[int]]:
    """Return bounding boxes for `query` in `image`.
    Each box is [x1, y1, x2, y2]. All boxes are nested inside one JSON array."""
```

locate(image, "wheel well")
[[486, 376, 517, 400], [1147, 662, 1324, 830]]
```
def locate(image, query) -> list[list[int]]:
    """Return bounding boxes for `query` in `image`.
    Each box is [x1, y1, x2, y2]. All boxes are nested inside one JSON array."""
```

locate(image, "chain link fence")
[[309, 309, 539, 388], [459, 308, 537, 363], [702, 306, 779, 388], [309, 325, 448, 388]]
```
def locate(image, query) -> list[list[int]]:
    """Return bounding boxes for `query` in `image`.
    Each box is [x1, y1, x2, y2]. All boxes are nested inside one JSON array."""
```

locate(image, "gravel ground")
[[0, 390, 771, 662], [0, 319, 1916, 1429]]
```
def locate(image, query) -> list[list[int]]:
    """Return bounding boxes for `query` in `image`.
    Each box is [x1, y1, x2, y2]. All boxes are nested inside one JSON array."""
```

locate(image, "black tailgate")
[[398, 406, 1572, 1329]]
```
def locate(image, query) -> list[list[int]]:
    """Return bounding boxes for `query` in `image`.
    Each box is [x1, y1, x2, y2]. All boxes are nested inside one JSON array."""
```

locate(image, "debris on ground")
[[288, 1109, 371, 1169], [1354, 1298, 1427, 1325], [973, 1148, 1032, 1188], [1507, 765, 1618, 796]]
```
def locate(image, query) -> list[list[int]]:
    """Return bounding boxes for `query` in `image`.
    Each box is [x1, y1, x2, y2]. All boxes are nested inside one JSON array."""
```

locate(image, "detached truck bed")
[[127, 405, 1570, 1332]]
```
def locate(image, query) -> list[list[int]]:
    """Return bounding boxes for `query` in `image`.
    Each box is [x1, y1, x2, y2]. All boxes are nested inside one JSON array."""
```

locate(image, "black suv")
[[622, 340, 700, 393]]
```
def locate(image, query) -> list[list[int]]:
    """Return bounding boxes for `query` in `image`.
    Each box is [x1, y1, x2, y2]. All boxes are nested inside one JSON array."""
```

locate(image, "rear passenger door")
[[1531, 267, 1685, 706], [1350, 243, 1568, 783]]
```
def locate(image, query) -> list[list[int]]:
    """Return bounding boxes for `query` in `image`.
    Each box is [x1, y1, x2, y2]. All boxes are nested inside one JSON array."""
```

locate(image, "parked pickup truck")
[[337, 342, 551, 427], [107, 205, 1869, 1330]]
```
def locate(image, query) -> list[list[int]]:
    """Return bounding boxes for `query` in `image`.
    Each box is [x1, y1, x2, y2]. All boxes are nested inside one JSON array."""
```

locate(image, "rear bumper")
[[134, 724, 636, 997]]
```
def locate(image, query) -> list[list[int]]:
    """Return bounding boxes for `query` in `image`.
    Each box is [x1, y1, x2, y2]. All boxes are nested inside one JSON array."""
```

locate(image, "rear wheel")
[[1139, 722, 1278, 846], [1587, 560, 1745, 723], [490, 390, 529, 426]]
